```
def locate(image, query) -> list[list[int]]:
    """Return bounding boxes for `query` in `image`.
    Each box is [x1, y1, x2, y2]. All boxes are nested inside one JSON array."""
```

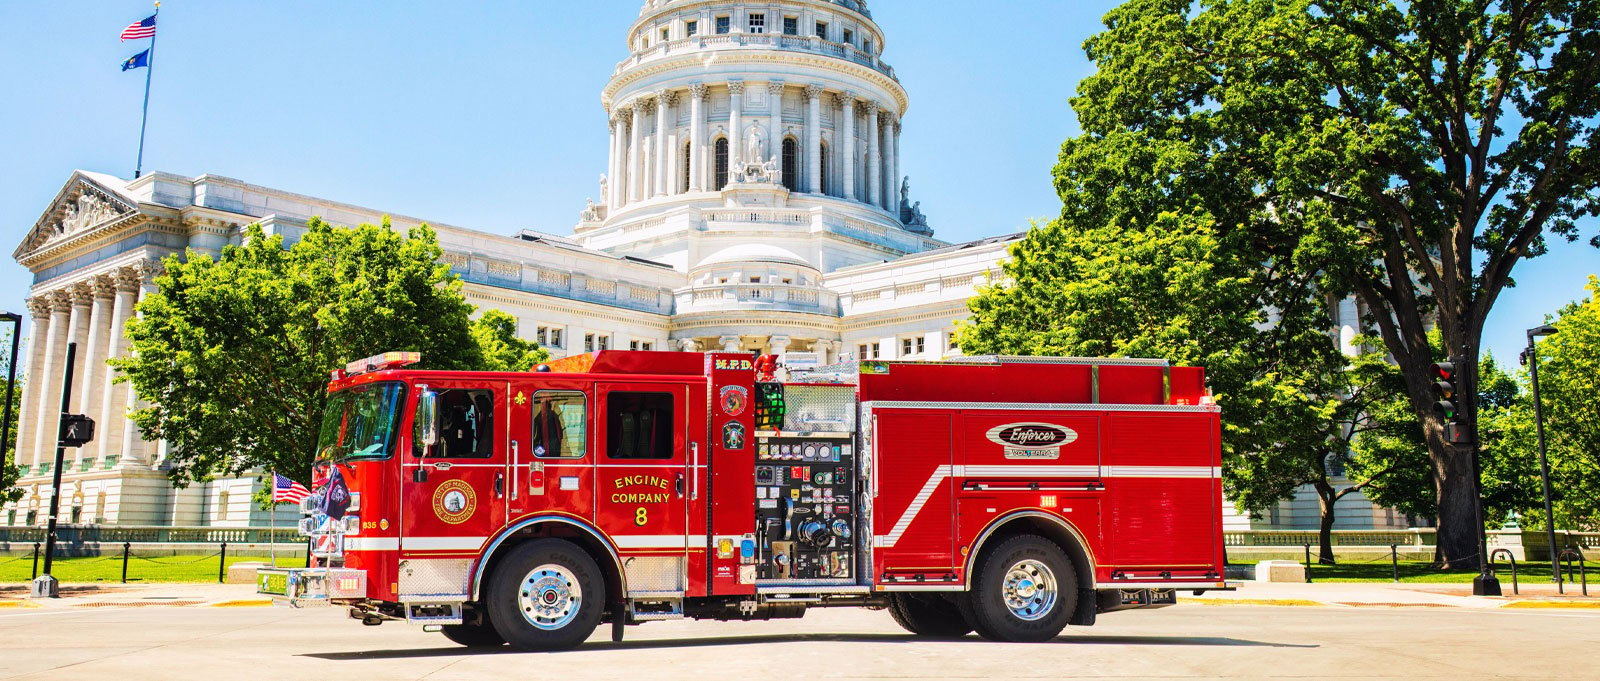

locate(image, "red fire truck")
[[260, 350, 1230, 650]]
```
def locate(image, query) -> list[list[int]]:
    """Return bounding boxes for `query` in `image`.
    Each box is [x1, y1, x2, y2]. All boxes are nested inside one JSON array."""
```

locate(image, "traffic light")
[[1430, 359, 1469, 444]]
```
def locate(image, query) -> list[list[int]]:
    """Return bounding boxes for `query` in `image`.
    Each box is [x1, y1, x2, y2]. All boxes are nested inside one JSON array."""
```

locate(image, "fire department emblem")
[[432, 479, 477, 524], [722, 421, 747, 450], [985, 422, 1077, 460], [719, 385, 749, 416]]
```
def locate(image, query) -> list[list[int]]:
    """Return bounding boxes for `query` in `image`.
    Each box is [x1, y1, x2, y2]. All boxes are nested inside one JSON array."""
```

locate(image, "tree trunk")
[[1432, 443, 1481, 570], [1314, 480, 1338, 565]]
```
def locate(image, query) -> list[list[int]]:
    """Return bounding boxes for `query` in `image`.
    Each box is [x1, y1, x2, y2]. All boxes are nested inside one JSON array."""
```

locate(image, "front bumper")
[[257, 567, 368, 608]]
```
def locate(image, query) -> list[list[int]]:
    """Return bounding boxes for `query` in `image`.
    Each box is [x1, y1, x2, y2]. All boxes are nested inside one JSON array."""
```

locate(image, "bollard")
[[31, 542, 40, 580], [121, 542, 131, 583], [218, 542, 228, 584], [1391, 544, 1399, 583], [1304, 545, 1313, 583]]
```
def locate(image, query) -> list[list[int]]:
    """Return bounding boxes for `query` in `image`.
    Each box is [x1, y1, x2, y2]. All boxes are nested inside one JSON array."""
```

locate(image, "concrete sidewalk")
[[3, 579, 1597, 611], [1183, 579, 1600, 609], [0, 582, 266, 609]]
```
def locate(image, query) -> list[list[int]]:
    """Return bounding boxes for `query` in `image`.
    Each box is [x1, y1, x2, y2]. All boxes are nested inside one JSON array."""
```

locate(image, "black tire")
[[958, 535, 1077, 642], [439, 621, 505, 648], [887, 593, 973, 637], [485, 539, 605, 651]]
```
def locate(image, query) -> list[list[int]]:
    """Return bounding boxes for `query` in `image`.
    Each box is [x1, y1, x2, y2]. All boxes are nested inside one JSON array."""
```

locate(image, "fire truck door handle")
[[495, 473, 504, 498], [510, 441, 519, 500], [675, 473, 684, 498], [690, 443, 700, 500]]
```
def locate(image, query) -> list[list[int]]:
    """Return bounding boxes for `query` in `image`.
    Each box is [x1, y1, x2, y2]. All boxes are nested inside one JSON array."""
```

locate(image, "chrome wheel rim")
[[517, 563, 582, 630], [1001, 559, 1057, 621]]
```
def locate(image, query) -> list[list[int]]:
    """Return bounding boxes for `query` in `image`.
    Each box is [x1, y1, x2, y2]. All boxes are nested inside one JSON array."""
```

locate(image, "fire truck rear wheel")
[[959, 535, 1076, 642], [439, 622, 505, 647], [887, 593, 973, 637], [486, 539, 605, 651]]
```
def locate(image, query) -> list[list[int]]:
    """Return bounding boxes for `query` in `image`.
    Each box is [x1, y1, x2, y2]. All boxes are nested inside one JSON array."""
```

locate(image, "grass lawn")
[[0, 553, 295, 584], [1300, 559, 1600, 584]]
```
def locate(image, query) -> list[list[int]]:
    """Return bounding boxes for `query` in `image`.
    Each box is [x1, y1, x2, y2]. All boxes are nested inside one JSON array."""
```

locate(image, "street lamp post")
[[1523, 324, 1562, 592]]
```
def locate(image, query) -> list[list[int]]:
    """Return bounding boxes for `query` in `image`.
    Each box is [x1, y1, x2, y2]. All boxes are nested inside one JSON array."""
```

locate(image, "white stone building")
[[4, 0, 1405, 531]]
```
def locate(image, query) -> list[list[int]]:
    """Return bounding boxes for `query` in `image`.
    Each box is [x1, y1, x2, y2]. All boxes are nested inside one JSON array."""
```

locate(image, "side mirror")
[[416, 390, 439, 451]]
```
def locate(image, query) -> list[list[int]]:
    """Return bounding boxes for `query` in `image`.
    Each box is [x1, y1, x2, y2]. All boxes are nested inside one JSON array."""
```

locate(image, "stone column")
[[65, 285, 92, 415], [768, 335, 790, 361], [728, 80, 745, 168], [18, 298, 51, 467], [865, 101, 882, 208], [804, 84, 823, 194], [126, 263, 160, 466], [689, 82, 707, 191], [629, 100, 646, 202], [76, 277, 114, 465], [31, 293, 70, 469], [654, 91, 673, 197], [886, 116, 899, 212], [720, 335, 742, 352], [837, 93, 856, 201], [767, 81, 784, 180], [103, 269, 140, 465], [607, 115, 621, 207]]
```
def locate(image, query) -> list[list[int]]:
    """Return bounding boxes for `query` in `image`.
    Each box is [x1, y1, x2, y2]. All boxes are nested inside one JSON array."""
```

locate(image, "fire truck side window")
[[420, 388, 495, 459], [531, 391, 586, 458], [606, 392, 674, 460]]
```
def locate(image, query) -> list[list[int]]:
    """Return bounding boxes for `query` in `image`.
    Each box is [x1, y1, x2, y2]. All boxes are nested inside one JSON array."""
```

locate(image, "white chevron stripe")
[[875, 464, 1217, 548]]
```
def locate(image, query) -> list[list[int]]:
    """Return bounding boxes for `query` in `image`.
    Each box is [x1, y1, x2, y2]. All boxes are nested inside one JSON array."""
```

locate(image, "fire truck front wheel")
[[485, 539, 605, 651], [959, 535, 1076, 642]]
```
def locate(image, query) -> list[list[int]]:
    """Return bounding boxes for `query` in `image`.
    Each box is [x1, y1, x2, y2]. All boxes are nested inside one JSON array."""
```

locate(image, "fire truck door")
[[594, 383, 691, 593], [507, 381, 594, 522], [400, 381, 508, 555]]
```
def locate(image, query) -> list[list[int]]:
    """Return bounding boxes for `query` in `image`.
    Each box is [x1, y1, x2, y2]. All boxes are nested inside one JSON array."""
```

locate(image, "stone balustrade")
[[615, 33, 896, 79]]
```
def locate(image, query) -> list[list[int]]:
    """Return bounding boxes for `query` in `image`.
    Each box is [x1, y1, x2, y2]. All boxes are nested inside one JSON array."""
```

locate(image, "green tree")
[[1003, 0, 1599, 569], [115, 218, 484, 486], [1521, 276, 1600, 529], [472, 309, 549, 372]]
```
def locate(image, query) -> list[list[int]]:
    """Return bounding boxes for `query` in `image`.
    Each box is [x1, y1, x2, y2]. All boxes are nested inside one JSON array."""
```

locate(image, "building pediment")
[[15, 171, 141, 262]]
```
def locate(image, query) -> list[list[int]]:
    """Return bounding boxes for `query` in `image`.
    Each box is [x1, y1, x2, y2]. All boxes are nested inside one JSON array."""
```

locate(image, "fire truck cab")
[[260, 350, 1229, 650]]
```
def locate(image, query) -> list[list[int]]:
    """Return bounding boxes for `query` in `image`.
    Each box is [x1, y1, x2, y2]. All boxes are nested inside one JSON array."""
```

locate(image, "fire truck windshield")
[[317, 382, 408, 462]]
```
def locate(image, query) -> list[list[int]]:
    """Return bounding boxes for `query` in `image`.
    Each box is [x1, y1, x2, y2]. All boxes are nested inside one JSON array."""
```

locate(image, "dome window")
[[783, 16, 799, 36], [814, 20, 829, 40], [748, 13, 766, 34], [843, 28, 854, 46], [715, 16, 731, 34], [686, 20, 698, 37]]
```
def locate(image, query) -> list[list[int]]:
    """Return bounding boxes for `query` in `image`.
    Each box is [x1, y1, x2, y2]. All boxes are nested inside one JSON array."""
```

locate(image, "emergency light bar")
[[345, 351, 422, 375]]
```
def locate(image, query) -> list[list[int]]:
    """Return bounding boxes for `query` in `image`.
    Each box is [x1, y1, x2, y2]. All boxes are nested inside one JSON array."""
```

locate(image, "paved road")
[[4, 602, 1597, 680]]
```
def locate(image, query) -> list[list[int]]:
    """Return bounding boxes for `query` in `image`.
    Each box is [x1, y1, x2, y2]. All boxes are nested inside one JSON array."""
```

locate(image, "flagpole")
[[133, 2, 159, 179]]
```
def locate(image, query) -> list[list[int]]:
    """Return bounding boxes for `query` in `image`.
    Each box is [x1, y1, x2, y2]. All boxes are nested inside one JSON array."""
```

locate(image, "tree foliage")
[[1471, 277, 1600, 530], [472, 309, 549, 372], [116, 218, 496, 486], [974, 0, 1599, 569]]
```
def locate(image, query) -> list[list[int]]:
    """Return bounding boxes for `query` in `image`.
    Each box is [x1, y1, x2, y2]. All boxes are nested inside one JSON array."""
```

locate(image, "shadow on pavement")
[[301, 632, 1314, 659]]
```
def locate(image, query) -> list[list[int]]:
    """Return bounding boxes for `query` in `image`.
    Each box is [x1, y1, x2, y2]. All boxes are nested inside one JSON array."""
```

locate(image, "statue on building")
[[746, 126, 766, 165], [598, 174, 608, 202], [580, 198, 600, 222], [900, 176, 911, 209], [898, 176, 933, 236]]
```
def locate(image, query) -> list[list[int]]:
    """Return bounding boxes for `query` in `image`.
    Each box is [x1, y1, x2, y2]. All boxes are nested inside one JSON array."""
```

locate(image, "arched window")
[[681, 140, 692, 193], [714, 137, 730, 190], [781, 138, 798, 191], [819, 142, 830, 196]]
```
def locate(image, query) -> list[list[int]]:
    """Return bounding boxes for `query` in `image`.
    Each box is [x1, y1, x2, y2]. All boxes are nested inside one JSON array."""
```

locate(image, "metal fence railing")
[[0, 525, 300, 545]]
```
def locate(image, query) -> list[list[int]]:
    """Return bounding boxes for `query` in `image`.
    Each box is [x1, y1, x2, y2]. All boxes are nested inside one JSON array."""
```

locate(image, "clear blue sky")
[[0, 1, 1592, 366]]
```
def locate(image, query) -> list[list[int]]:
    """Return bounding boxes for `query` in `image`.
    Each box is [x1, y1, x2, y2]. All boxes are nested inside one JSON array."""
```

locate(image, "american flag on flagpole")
[[272, 473, 312, 504], [120, 14, 157, 41]]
